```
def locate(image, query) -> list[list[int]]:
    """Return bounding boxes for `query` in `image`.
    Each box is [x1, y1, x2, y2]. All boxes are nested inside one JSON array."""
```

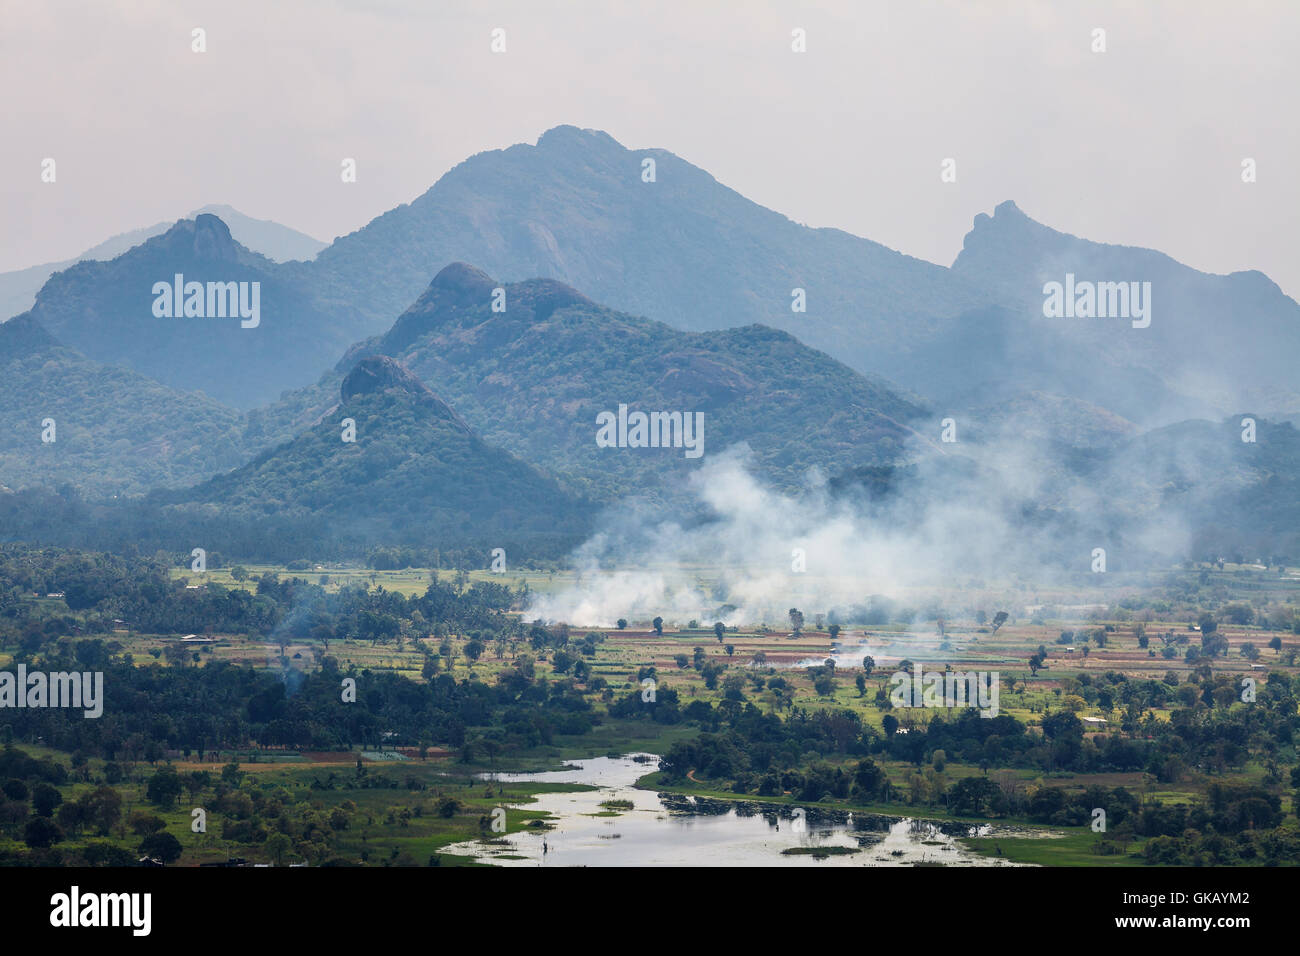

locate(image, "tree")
[[1041, 710, 1083, 742], [31, 782, 62, 818], [616, 619, 627, 630], [2, 779, 28, 802], [139, 831, 183, 864], [146, 767, 183, 808], [221, 760, 244, 787], [56, 800, 90, 836], [724, 644, 735, 657], [82, 786, 123, 836], [991, 611, 1009, 634], [853, 759, 885, 799], [714, 622, 725, 642], [947, 777, 1000, 816], [1201, 632, 1229, 659], [264, 832, 292, 866], [788, 608, 804, 636], [828, 623, 841, 641], [652, 617, 664, 636], [1269, 635, 1282, 654], [422, 654, 440, 681], [24, 816, 63, 849]]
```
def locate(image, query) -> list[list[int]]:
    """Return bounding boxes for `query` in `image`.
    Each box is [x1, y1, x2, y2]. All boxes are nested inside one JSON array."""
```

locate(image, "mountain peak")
[[535, 125, 624, 153], [341, 355, 434, 401], [149, 213, 243, 262], [0, 313, 59, 358], [429, 261, 497, 295], [954, 200, 1056, 272], [340, 355, 470, 431], [969, 199, 1028, 231]]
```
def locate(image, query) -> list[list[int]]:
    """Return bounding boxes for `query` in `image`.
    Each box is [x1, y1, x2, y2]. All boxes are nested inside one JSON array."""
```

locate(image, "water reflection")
[[442, 754, 1029, 867]]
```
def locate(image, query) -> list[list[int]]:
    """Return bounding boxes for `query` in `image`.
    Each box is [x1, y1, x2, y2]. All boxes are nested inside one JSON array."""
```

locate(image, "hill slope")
[[0, 314, 251, 495], [0, 205, 325, 320], [157, 356, 591, 556], [952, 200, 1300, 421], [259, 263, 933, 502], [19, 215, 357, 408], [297, 127, 1297, 425], [294, 126, 995, 389]]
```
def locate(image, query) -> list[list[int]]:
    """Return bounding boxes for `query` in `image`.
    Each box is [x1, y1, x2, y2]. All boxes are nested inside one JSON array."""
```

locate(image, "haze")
[[1, 0, 1295, 298]]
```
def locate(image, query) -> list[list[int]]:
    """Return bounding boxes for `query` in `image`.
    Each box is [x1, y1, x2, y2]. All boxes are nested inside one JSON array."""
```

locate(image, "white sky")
[[2, 0, 1295, 297]]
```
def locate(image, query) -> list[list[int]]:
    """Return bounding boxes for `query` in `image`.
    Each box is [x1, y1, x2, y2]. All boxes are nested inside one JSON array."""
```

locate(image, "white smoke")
[[526, 431, 1141, 627]]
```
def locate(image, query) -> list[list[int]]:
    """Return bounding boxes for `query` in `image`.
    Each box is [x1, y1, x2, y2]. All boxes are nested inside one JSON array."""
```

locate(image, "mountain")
[[0, 314, 251, 495], [257, 263, 934, 502], [951, 200, 1300, 422], [188, 205, 327, 262], [1095, 415, 1300, 561], [292, 125, 996, 389], [20, 129, 1293, 429], [0, 205, 325, 321], [292, 127, 1296, 425], [822, 411, 1300, 570], [17, 215, 357, 408], [154, 355, 590, 556], [963, 391, 1138, 452]]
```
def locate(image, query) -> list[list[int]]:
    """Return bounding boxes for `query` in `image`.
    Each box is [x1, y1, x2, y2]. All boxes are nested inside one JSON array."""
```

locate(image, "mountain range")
[[293, 125, 1300, 425], [16, 215, 355, 408], [15, 126, 1299, 427], [2, 125, 1297, 564], [258, 262, 933, 502], [0, 204, 325, 322]]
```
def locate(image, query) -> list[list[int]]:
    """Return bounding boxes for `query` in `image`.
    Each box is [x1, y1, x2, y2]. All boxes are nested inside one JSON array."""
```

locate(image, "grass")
[[962, 829, 1149, 866]]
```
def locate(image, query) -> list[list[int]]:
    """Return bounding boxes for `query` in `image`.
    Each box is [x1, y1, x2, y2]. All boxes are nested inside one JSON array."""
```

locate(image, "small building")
[[1082, 716, 1108, 728]]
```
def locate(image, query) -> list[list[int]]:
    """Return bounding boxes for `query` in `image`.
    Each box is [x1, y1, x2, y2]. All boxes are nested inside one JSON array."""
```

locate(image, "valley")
[[2, 555, 1297, 868]]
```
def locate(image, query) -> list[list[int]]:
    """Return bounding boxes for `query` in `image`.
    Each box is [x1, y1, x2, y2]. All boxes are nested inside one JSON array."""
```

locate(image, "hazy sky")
[[3, 0, 1296, 297]]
